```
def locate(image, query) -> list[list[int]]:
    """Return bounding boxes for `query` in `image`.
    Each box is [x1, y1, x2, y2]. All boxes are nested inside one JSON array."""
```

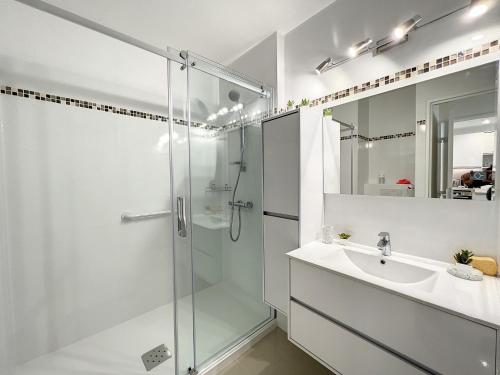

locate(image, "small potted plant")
[[287, 100, 295, 110], [454, 249, 474, 273], [338, 232, 351, 244], [300, 98, 310, 107]]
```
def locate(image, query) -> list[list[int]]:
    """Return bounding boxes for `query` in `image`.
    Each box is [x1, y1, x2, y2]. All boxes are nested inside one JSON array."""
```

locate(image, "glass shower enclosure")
[[0, 2, 273, 375], [169, 54, 273, 373]]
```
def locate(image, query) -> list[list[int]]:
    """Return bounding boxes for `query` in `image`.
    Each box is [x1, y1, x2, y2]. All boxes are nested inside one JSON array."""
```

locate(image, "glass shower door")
[[186, 64, 272, 369], [168, 58, 195, 375]]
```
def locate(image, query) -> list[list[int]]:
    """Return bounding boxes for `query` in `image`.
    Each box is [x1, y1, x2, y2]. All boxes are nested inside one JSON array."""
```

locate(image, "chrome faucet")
[[377, 232, 391, 256]]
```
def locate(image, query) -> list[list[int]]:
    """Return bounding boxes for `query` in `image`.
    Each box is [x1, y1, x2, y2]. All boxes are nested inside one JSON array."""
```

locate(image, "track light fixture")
[[393, 15, 422, 41], [347, 38, 373, 58], [313, 0, 491, 72], [315, 57, 333, 75], [468, 0, 489, 17]]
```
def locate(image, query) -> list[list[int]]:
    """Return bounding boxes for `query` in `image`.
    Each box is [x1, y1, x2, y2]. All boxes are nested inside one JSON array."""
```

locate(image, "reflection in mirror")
[[323, 62, 498, 201], [431, 90, 496, 200]]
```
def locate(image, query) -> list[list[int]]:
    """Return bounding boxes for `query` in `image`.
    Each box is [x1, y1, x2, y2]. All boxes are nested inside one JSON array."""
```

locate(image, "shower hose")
[[229, 118, 245, 242]]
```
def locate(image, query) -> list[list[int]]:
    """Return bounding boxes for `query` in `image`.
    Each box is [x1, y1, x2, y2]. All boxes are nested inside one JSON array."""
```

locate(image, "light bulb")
[[393, 27, 406, 40], [469, 2, 488, 17]]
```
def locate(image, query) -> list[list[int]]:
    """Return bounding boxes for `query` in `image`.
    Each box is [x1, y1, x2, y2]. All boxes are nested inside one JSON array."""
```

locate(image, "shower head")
[[228, 89, 240, 103]]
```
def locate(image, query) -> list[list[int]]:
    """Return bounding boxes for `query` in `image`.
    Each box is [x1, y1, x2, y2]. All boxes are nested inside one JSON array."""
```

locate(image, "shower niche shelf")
[[205, 184, 232, 192]]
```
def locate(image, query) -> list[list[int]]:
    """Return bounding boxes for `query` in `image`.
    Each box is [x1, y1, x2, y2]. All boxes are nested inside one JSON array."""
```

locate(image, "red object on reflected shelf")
[[397, 178, 412, 185]]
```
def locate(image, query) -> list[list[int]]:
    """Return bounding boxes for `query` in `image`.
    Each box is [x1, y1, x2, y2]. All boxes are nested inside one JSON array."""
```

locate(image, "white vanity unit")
[[287, 242, 500, 375]]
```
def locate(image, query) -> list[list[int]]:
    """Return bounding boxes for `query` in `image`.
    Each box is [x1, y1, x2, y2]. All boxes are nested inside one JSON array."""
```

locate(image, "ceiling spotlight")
[[393, 15, 422, 41], [315, 57, 332, 75], [347, 38, 373, 58], [482, 118, 491, 125], [469, 0, 489, 17]]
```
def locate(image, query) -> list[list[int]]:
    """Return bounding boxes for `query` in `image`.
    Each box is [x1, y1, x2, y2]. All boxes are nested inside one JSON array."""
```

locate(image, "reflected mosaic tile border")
[[371, 131, 416, 141], [340, 131, 416, 142]]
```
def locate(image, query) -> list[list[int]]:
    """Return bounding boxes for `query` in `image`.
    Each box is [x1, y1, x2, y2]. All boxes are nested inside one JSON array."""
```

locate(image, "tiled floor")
[[208, 328, 333, 375]]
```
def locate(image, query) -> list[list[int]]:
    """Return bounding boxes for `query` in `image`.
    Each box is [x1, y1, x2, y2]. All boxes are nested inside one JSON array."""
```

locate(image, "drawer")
[[290, 259, 497, 375], [290, 301, 428, 375]]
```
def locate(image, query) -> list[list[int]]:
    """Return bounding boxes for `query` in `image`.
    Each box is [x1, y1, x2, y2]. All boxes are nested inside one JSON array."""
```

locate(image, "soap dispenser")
[[378, 173, 385, 184]]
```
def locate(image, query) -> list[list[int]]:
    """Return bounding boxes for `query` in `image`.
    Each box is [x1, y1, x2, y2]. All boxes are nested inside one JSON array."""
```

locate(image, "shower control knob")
[[228, 200, 253, 209]]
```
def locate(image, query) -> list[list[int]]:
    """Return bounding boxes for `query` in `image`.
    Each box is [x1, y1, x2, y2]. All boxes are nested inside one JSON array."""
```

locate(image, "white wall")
[[325, 194, 497, 263], [453, 132, 496, 168], [229, 32, 285, 107], [0, 95, 174, 365]]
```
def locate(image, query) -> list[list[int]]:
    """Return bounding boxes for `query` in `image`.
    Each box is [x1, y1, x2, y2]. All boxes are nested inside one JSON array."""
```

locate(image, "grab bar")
[[121, 210, 171, 222]]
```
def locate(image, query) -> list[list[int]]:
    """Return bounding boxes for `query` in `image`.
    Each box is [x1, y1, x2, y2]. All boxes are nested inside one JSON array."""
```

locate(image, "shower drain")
[[141, 344, 172, 371]]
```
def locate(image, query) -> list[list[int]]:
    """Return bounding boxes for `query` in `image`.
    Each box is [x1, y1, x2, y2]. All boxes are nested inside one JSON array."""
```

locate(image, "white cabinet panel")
[[290, 301, 428, 375], [290, 260, 497, 375], [264, 215, 299, 313], [263, 112, 300, 217]]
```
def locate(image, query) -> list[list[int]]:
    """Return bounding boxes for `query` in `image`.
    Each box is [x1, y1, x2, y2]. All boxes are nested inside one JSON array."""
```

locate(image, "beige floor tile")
[[207, 328, 333, 375]]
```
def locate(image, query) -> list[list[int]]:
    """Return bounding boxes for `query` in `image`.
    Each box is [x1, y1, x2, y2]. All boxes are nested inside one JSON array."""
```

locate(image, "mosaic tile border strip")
[[274, 39, 499, 114], [340, 131, 416, 142], [0, 84, 212, 129], [340, 134, 368, 141]]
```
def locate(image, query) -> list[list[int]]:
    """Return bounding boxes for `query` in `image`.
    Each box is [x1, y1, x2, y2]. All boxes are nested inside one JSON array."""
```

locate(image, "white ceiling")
[[43, 0, 336, 64], [286, 0, 497, 66]]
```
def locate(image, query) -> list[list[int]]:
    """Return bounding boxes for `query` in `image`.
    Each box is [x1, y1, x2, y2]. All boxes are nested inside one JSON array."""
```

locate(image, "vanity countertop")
[[287, 241, 500, 329]]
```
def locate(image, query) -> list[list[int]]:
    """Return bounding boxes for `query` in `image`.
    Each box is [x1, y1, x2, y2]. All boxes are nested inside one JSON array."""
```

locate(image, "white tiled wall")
[[0, 96, 173, 364], [324, 193, 497, 263]]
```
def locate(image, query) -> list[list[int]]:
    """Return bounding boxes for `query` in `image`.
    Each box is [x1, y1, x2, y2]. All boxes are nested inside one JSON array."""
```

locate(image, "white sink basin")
[[343, 248, 437, 284]]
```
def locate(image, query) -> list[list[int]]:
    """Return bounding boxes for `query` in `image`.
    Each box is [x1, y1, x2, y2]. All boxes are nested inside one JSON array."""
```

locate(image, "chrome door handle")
[[177, 196, 187, 238]]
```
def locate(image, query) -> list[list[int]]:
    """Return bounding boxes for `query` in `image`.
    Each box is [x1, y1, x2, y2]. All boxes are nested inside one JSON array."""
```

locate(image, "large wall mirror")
[[323, 61, 498, 202]]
